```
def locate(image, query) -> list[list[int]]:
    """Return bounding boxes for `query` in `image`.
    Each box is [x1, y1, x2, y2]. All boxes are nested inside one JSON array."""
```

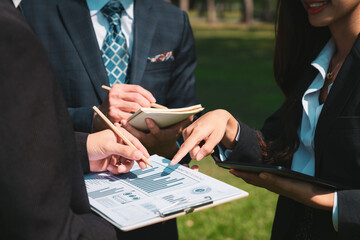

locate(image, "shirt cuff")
[[332, 191, 338, 232], [217, 121, 241, 161]]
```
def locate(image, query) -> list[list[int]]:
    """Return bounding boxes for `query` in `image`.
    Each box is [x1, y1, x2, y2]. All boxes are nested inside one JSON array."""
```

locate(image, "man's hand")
[[121, 117, 193, 159], [93, 84, 156, 132], [87, 126, 150, 174], [230, 170, 334, 211]]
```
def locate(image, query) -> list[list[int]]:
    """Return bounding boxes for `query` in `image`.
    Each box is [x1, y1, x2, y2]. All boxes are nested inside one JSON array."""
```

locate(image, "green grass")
[[177, 21, 284, 240]]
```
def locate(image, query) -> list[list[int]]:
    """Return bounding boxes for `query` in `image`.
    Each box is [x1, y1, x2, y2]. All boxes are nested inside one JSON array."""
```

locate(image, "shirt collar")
[[87, 0, 133, 19], [311, 38, 336, 80], [12, 0, 22, 8]]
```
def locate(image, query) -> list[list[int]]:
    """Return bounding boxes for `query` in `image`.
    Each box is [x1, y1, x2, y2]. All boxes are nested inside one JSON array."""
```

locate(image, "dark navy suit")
[[21, 0, 199, 133], [21, 0, 198, 238]]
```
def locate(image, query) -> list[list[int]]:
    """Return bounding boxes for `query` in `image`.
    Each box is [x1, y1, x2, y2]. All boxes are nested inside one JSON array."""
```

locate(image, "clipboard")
[[84, 155, 248, 231], [157, 196, 213, 217], [90, 196, 216, 231], [216, 161, 347, 190]]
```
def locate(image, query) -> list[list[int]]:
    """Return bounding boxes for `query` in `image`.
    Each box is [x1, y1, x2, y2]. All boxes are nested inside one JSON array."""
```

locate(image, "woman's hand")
[[231, 170, 334, 211], [87, 125, 150, 174], [171, 109, 238, 165]]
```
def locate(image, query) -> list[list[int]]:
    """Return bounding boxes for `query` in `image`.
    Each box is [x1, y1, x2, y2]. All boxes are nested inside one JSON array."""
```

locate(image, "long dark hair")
[[262, 0, 331, 166]]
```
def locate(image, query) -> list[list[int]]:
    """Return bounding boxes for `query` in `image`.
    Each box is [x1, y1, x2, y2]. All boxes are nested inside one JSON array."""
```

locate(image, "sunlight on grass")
[[178, 157, 278, 240]]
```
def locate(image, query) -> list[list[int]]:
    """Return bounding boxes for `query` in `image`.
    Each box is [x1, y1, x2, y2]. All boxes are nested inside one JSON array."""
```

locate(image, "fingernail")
[[259, 173, 268, 180], [196, 153, 204, 161]]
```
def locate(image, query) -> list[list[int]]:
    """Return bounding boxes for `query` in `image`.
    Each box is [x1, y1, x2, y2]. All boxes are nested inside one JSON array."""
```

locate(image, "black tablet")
[[216, 161, 346, 190]]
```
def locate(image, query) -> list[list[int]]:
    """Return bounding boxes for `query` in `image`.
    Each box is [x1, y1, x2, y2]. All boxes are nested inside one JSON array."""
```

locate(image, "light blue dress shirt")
[[292, 38, 338, 231]]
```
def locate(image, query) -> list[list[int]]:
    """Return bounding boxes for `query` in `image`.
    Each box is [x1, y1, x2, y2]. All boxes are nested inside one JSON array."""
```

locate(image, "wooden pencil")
[[93, 106, 152, 167]]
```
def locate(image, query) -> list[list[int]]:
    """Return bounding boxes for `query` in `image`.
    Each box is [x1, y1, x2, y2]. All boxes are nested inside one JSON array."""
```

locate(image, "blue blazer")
[[21, 0, 199, 133]]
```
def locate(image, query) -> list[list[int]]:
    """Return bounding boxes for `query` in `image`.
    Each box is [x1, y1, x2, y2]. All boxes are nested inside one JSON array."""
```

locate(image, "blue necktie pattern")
[[101, 0, 129, 85]]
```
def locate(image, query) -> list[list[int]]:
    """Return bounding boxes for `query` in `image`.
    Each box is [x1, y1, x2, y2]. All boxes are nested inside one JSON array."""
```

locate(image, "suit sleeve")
[[337, 189, 360, 238], [0, 4, 116, 239], [212, 108, 282, 164], [69, 107, 96, 133], [75, 132, 91, 173]]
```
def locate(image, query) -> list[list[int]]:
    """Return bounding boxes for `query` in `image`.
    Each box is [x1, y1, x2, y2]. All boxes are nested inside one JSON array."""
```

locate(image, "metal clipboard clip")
[[157, 196, 213, 218]]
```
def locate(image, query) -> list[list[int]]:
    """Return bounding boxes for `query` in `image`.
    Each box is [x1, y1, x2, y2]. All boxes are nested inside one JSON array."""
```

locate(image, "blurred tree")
[[241, 0, 254, 25], [261, 0, 272, 21], [198, 0, 207, 17], [183, 0, 271, 24], [207, 0, 216, 23], [217, 2, 225, 19], [180, 0, 189, 11]]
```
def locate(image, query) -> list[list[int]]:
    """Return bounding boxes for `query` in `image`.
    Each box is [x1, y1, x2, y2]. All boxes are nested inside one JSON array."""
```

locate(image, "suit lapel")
[[314, 35, 360, 170], [57, 0, 108, 101], [129, 0, 158, 85]]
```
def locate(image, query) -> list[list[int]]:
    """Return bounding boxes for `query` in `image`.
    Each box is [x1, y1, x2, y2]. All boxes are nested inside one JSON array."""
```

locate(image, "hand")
[[171, 109, 238, 165], [121, 117, 193, 159], [86, 126, 150, 174], [93, 84, 156, 131], [231, 170, 334, 211]]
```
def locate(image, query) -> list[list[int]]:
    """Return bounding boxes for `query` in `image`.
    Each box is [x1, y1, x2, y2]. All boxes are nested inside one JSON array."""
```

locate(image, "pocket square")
[[147, 51, 174, 62]]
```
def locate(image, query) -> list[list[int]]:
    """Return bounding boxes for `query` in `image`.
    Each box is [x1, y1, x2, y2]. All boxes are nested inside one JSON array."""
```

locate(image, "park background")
[[165, 0, 284, 239]]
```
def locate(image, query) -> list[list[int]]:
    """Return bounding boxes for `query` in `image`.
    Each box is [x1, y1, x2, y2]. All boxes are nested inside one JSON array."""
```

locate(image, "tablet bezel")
[[216, 161, 345, 190]]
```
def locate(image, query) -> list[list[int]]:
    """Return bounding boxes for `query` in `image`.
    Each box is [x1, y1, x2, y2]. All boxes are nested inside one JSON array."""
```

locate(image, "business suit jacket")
[[0, 1, 117, 238], [214, 36, 360, 239], [21, 0, 199, 133], [20, 0, 195, 238]]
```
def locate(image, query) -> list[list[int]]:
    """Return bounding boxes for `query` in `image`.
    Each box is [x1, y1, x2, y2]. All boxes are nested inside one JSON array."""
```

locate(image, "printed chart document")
[[84, 155, 248, 231], [127, 104, 204, 131]]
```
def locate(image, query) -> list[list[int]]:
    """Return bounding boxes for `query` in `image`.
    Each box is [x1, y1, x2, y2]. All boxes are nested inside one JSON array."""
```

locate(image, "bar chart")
[[119, 165, 199, 196]]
